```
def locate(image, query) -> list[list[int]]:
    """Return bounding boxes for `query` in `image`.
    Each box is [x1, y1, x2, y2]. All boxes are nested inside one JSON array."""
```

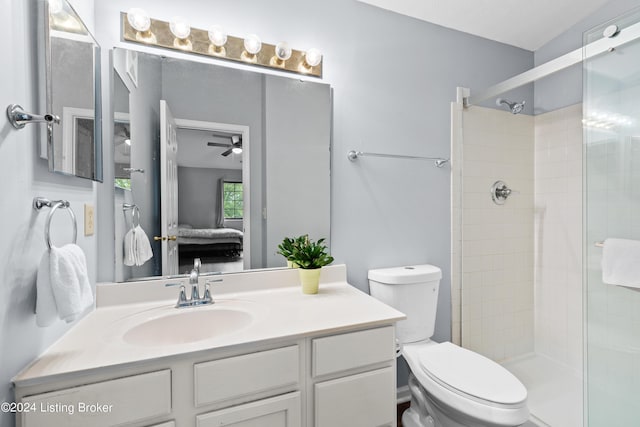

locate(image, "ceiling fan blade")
[[207, 142, 231, 148], [221, 148, 233, 156]]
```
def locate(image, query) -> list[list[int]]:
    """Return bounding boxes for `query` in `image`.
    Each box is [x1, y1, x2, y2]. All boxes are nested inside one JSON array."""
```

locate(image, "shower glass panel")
[[583, 9, 640, 426]]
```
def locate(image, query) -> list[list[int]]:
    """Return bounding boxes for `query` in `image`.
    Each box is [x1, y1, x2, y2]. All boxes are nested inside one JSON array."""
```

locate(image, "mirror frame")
[[39, 0, 103, 182]]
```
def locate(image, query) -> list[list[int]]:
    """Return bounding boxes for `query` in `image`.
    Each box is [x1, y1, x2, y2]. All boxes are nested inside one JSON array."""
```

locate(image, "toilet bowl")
[[368, 265, 529, 427], [402, 341, 528, 427]]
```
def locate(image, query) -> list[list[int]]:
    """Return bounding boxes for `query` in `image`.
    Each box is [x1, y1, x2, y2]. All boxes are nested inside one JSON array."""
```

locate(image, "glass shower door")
[[583, 10, 640, 426]]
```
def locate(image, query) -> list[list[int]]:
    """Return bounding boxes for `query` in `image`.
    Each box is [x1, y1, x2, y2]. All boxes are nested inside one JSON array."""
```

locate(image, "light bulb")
[[208, 25, 227, 47], [244, 34, 262, 55], [232, 147, 243, 154], [49, 0, 64, 15], [275, 42, 292, 61], [127, 8, 151, 33], [125, 139, 131, 146], [170, 16, 191, 39], [304, 48, 322, 67]]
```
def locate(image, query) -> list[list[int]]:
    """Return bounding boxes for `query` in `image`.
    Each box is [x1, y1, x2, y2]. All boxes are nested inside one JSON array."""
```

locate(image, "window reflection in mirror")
[[112, 48, 331, 283]]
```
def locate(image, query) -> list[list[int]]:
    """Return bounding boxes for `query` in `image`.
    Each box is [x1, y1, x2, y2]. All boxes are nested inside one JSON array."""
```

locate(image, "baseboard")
[[397, 385, 411, 404]]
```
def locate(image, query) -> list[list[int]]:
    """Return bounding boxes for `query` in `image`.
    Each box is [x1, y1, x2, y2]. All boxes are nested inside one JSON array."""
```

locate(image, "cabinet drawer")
[[194, 345, 299, 407], [21, 370, 171, 427], [196, 392, 301, 427], [314, 367, 395, 427], [312, 326, 394, 377]]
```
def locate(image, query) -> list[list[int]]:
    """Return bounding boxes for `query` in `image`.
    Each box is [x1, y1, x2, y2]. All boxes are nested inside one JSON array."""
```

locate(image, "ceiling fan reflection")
[[207, 133, 242, 156]]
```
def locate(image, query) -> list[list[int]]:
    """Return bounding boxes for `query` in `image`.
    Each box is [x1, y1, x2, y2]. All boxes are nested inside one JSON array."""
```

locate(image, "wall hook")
[[6, 104, 60, 130]]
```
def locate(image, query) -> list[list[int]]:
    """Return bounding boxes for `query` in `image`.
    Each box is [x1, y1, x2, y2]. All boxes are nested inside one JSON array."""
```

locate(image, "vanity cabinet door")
[[314, 367, 395, 427], [196, 392, 301, 427]]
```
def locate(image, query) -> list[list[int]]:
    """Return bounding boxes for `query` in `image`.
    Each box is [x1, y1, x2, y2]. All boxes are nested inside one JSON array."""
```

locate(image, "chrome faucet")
[[165, 259, 214, 308]]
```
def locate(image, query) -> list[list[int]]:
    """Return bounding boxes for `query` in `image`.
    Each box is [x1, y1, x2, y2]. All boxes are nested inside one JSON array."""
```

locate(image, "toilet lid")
[[418, 342, 527, 405]]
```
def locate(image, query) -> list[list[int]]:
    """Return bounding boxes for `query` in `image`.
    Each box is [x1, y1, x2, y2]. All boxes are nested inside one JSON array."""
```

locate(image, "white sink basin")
[[123, 306, 254, 346]]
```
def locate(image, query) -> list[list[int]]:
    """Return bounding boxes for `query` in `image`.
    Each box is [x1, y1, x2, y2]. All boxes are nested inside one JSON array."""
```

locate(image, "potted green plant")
[[277, 235, 307, 268], [290, 236, 334, 294]]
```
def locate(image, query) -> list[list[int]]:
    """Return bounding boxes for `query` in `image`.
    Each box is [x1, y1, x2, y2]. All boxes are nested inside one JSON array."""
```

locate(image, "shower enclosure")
[[452, 7, 640, 426], [583, 10, 640, 426]]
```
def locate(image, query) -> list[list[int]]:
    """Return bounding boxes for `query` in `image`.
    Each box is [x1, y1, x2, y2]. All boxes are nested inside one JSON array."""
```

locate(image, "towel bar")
[[33, 197, 78, 249]]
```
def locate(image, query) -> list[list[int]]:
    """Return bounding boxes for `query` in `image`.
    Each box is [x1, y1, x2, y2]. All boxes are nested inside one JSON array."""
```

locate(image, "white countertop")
[[14, 265, 405, 387]]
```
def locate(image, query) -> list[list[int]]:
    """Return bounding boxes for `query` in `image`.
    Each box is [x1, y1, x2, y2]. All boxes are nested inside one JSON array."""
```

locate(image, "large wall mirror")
[[112, 48, 331, 282], [41, 0, 103, 181]]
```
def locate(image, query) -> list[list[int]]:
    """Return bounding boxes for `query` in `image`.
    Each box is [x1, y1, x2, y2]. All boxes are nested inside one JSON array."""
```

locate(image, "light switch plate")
[[84, 204, 95, 236]]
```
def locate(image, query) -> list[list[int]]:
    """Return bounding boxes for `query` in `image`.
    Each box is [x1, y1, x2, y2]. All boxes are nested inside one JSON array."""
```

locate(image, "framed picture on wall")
[[126, 49, 138, 87]]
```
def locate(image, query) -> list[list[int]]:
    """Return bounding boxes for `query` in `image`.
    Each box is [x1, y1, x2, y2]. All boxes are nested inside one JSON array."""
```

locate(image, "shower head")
[[496, 98, 526, 114]]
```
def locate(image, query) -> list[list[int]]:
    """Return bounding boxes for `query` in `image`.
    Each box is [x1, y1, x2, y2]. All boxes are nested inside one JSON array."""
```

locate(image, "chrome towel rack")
[[123, 203, 141, 228], [33, 197, 77, 250], [347, 150, 449, 168]]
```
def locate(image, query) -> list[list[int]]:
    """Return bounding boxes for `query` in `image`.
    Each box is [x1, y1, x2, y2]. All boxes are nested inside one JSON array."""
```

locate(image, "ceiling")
[[357, 0, 611, 51], [177, 128, 242, 170]]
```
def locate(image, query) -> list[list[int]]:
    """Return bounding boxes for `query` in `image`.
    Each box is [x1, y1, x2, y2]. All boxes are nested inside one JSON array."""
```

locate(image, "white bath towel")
[[133, 225, 153, 266], [602, 238, 640, 288], [50, 244, 94, 323], [36, 244, 94, 326], [123, 228, 136, 266], [35, 252, 57, 327]]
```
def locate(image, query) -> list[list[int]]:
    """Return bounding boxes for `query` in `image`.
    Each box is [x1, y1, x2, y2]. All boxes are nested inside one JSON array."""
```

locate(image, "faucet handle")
[[176, 285, 189, 307], [202, 283, 213, 304]]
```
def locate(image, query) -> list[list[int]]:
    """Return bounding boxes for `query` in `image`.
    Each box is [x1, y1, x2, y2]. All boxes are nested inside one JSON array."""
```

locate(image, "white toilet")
[[368, 265, 529, 427]]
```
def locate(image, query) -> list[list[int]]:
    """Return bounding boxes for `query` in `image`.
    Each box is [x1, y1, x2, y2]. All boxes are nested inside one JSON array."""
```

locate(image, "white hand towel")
[[134, 225, 153, 266], [602, 238, 640, 288], [123, 228, 136, 266], [50, 244, 94, 323], [36, 251, 57, 327]]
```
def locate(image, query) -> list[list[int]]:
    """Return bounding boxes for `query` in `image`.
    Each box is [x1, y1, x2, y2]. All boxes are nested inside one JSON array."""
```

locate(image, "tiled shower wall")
[[534, 104, 583, 372], [455, 106, 535, 361], [453, 104, 583, 367]]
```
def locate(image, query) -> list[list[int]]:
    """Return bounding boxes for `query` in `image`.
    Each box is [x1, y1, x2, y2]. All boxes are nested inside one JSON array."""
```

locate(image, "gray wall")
[[534, 0, 640, 113], [178, 167, 242, 228], [0, 1, 97, 425]]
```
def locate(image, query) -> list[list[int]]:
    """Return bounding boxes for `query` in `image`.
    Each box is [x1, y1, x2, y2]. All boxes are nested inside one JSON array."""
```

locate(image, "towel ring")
[[33, 197, 78, 249], [123, 203, 140, 228]]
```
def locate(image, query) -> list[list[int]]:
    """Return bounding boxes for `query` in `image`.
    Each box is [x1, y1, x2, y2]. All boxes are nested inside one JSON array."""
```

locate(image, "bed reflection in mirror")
[[112, 48, 331, 282]]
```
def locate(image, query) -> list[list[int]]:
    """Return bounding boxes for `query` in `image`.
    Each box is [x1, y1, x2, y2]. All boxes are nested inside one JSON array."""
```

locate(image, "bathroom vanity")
[[13, 265, 404, 427]]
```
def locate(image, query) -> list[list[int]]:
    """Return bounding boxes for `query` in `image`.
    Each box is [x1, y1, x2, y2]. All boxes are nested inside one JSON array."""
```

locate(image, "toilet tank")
[[368, 265, 442, 344]]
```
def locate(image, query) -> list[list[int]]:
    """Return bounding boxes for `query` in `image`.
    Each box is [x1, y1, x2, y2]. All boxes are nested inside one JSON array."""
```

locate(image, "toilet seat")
[[418, 342, 527, 406], [403, 341, 529, 426]]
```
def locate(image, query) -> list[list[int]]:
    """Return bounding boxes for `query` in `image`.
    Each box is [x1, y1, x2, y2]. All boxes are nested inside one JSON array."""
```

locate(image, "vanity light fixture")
[[170, 16, 192, 49], [242, 34, 262, 62], [272, 42, 292, 66], [304, 48, 323, 68], [208, 25, 227, 55], [121, 12, 323, 77], [126, 8, 155, 43]]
